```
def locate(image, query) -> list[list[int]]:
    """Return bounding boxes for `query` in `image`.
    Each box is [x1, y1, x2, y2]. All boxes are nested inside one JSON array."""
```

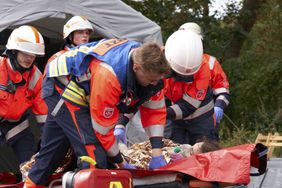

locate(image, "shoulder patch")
[[93, 39, 128, 56]]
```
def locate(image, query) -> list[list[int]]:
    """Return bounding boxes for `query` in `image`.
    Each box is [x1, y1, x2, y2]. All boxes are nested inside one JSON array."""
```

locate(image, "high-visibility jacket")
[[164, 60, 214, 121], [203, 53, 230, 110], [45, 39, 166, 157], [0, 56, 47, 127]]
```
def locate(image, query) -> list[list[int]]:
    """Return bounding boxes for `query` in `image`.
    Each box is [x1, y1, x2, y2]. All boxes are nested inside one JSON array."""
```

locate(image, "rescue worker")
[[48, 15, 93, 61], [40, 15, 94, 172], [0, 26, 47, 167], [24, 39, 170, 187], [178, 22, 230, 128], [164, 30, 218, 145]]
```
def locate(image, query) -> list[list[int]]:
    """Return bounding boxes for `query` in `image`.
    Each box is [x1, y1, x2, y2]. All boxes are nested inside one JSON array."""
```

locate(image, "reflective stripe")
[[48, 55, 69, 77], [216, 95, 230, 106], [213, 88, 230, 95], [91, 118, 116, 135], [170, 104, 183, 120], [106, 141, 120, 157], [61, 81, 88, 106], [144, 124, 164, 137], [183, 93, 201, 108], [208, 56, 216, 70], [35, 114, 47, 123], [28, 68, 41, 89], [184, 100, 214, 120], [142, 99, 165, 109], [6, 119, 29, 140], [51, 98, 65, 116]]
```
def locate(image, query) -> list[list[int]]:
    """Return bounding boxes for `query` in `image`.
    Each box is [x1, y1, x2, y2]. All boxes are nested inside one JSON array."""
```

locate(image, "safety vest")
[[46, 39, 163, 112]]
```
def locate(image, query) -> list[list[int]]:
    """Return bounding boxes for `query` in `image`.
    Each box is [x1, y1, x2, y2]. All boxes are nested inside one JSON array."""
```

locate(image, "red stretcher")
[[0, 143, 267, 188]]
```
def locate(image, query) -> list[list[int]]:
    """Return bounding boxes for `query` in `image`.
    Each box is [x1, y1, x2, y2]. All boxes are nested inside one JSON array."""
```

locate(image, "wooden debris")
[[123, 139, 179, 169]]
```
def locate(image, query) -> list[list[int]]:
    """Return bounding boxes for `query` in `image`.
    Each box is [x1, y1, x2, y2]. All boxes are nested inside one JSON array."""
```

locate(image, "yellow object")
[[79, 156, 96, 166], [255, 132, 282, 158], [109, 181, 123, 188]]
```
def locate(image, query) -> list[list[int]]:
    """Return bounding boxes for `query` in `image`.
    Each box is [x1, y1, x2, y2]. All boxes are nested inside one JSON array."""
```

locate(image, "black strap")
[[250, 143, 268, 176]]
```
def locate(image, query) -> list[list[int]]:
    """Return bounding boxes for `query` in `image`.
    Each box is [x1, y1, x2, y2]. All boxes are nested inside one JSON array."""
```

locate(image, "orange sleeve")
[[139, 89, 166, 128], [211, 60, 230, 90], [89, 60, 121, 150]]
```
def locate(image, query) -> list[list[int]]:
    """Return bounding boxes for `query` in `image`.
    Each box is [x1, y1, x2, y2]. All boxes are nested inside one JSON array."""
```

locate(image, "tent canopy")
[[0, 0, 163, 44]]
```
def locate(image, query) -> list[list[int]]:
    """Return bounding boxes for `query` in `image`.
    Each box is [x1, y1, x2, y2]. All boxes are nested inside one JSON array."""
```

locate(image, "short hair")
[[133, 42, 170, 75], [197, 137, 222, 153]]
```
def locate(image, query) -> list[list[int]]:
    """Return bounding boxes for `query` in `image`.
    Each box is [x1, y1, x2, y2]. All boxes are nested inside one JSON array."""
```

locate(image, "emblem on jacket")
[[196, 89, 205, 99], [103, 107, 114, 118]]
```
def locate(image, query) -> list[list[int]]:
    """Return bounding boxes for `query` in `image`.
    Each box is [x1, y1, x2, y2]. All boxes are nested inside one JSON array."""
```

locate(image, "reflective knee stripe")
[[51, 98, 65, 117], [61, 80, 88, 106], [6, 119, 29, 140], [184, 100, 214, 120]]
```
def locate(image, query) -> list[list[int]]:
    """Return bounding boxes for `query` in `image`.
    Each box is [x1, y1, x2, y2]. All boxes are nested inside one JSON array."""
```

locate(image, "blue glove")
[[149, 156, 167, 170], [114, 127, 126, 144], [214, 107, 224, 123], [123, 162, 136, 169]]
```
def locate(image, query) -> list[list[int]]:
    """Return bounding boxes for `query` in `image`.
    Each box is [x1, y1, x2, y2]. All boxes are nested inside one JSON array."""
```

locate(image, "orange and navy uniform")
[[25, 39, 166, 187], [0, 56, 47, 163], [164, 60, 217, 145], [53, 39, 166, 160], [88, 58, 166, 158], [203, 53, 230, 110], [164, 61, 214, 121]]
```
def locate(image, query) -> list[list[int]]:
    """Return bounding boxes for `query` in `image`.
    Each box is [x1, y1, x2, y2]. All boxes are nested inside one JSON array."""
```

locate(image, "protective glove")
[[149, 155, 167, 170], [214, 107, 224, 123], [123, 161, 137, 169], [114, 126, 126, 144], [170, 153, 185, 163]]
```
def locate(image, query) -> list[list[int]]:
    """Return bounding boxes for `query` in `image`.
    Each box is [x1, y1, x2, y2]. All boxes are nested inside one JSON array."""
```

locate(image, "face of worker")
[[133, 63, 164, 87], [16, 51, 36, 68], [72, 29, 91, 46]]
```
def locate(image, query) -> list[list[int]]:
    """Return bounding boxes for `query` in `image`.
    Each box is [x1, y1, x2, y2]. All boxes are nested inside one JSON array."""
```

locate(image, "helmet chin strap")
[[6, 50, 33, 73]]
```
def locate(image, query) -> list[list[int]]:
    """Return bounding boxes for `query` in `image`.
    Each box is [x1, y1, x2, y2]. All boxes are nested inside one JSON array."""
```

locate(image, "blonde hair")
[[133, 43, 170, 75]]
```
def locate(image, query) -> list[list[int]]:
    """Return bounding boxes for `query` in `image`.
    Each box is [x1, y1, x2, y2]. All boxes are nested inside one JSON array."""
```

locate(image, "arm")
[[89, 61, 124, 165]]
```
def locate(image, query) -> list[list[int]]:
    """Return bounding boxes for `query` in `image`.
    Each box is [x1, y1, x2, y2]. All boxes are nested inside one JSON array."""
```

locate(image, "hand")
[[148, 155, 167, 170], [114, 126, 126, 144], [214, 107, 224, 123], [170, 153, 185, 163], [123, 161, 136, 169]]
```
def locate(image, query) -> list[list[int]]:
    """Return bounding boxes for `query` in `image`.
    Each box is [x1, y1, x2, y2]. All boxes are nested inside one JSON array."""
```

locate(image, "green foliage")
[[223, 0, 282, 137]]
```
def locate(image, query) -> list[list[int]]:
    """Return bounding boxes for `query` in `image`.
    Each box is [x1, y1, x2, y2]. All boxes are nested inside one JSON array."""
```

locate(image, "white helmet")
[[63, 16, 93, 39], [6, 25, 45, 56], [165, 30, 203, 76], [179, 22, 203, 39]]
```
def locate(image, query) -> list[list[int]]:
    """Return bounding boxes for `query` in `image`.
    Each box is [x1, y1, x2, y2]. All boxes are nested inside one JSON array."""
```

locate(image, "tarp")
[[131, 144, 266, 185], [0, 0, 163, 44]]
